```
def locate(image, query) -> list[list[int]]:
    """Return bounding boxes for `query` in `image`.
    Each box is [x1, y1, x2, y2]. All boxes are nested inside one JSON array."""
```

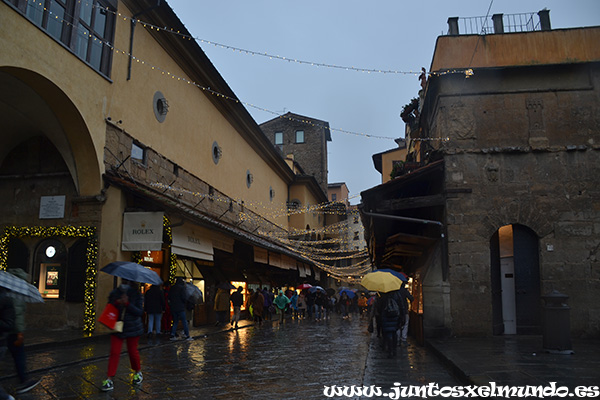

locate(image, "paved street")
[[1, 315, 461, 399]]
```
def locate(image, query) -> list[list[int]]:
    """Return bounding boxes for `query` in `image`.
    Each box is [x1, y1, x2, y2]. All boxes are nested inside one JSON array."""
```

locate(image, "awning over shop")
[[172, 222, 213, 261], [121, 212, 164, 251]]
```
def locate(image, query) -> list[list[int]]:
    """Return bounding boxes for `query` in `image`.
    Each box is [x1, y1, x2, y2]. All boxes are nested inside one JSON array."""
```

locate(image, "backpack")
[[383, 295, 400, 317]]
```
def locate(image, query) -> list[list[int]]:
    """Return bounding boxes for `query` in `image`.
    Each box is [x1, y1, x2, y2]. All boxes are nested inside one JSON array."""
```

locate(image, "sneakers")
[[16, 378, 41, 394], [169, 335, 178, 341], [132, 372, 143, 385], [100, 378, 114, 391], [185, 336, 194, 341]]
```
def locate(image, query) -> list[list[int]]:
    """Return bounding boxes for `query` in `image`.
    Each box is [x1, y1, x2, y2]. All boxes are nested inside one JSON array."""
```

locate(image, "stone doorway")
[[491, 224, 541, 335]]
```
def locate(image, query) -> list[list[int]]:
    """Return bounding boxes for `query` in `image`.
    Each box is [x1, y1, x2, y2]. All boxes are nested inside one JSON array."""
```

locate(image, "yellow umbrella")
[[360, 270, 404, 293]]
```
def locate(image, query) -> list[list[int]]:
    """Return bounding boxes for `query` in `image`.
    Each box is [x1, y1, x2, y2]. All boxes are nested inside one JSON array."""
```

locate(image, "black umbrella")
[[101, 261, 163, 285]]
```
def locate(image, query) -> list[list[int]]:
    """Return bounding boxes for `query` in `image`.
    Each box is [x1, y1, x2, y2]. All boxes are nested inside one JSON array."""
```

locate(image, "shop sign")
[[122, 212, 164, 251], [172, 223, 213, 261], [142, 250, 164, 264]]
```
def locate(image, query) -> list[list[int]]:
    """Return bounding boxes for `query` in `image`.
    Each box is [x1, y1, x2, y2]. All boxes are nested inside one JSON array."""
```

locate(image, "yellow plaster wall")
[[0, 2, 289, 228], [381, 148, 407, 183], [288, 185, 322, 232]]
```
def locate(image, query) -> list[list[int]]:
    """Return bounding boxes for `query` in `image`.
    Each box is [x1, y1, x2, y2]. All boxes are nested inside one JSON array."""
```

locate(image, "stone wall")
[[104, 123, 288, 238], [431, 64, 600, 337], [443, 145, 600, 337], [260, 115, 329, 194]]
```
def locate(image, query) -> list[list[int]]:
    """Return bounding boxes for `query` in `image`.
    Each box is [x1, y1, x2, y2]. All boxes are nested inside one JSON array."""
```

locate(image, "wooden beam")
[[376, 194, 445, 212]]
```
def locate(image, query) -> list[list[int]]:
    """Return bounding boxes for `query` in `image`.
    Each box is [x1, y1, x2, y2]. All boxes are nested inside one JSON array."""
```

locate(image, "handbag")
[[98, 303, 125, 332]]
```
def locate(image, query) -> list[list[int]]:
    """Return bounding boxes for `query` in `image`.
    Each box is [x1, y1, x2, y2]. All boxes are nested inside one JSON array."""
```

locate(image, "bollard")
[[542, 290, 574, 354]]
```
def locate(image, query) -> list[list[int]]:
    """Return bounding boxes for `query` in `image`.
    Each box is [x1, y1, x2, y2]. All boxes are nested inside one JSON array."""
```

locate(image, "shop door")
[[513, 225, 541, 334], [491, 224, 541, 335], [490, 231, 504, 335]]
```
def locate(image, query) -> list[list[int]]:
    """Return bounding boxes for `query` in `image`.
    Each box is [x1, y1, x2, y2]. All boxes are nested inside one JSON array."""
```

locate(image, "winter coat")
[[108, 286, 144, 338], [214, 288, 230, 312], [168, 280, 188, 313], [144, 285, 165, 314], [251, 292, 264, 315], [262, 290, 273, 307], [0, 292, 15, 346], [230, 291, 244, 307]]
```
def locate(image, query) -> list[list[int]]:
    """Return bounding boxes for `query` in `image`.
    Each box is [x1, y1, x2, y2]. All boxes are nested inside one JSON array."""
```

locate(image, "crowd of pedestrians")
[[0, 270, 413, 397]]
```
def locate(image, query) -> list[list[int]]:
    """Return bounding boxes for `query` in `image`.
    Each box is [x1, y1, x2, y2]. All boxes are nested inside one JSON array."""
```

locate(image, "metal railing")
[[448, 12, 540, 35]]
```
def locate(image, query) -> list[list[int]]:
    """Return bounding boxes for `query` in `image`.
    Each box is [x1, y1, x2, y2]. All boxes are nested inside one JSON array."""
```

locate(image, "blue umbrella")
[[308, 285, 325, 293], [377, 269, 408, 282], [339, 289, 356, 299], [101, 261, 163, 285]]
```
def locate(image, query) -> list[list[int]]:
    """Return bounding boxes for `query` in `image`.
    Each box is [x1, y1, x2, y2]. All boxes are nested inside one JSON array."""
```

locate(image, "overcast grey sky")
[[166, 0, 599, 204]]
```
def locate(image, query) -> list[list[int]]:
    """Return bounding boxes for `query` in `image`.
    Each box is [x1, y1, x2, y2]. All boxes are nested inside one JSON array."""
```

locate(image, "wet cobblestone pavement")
[[1, 315, 461, 399]]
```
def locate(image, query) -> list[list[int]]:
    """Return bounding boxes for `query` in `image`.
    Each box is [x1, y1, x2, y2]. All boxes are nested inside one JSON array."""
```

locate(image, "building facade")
[[0, 0, 318, 332], [361, 12, 600, 338], [261, 112, 332, 194]]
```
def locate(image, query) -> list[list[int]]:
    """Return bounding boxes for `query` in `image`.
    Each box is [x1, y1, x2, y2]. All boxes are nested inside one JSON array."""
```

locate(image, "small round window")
[[246, 170, 253, 188], [269, 186, 275, 202], [153, 91, 169, 123], [212, 141, 222, 164]]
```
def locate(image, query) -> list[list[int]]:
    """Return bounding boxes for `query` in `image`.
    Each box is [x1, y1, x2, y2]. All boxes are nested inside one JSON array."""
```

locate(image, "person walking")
[[214, 286, 230, 327], [314, 291, 326, 321], [100, 279, 144, 391], [297, 291, 307, 319], [398, 281, 414, 346], [229, 286, 244, 329], [0, 287, 16, 400], [6, 269, 40, 394], [379, 290, 404, 358], [168, 278, 192, 340], [251, 289, 264, 325], [273, 290, 290, 324], [262, 288, 273, 321], [289, 290, 298, 319], [144, 284, 165, 338], [339, 292, 350, 319]]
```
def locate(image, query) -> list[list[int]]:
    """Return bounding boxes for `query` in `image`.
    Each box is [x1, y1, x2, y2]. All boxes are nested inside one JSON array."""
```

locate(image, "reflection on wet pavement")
[[3, 315, 460, 399]]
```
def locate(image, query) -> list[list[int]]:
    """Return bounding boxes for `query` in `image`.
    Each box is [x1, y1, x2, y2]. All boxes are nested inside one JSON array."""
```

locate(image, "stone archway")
[[0, 67, 101, 195]]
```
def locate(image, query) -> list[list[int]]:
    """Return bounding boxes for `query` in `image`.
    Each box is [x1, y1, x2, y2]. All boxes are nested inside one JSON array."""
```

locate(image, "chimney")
[[492, 14, 504, 34], [447, 17, 459, 35], [538, 9, 551, 31]]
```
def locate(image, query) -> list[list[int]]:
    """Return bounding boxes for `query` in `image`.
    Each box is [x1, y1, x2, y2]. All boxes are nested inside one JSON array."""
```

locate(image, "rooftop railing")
[[447, 10, 550, 35]]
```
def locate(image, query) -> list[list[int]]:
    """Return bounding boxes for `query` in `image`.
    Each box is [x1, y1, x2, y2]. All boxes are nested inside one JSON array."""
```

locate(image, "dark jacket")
[[379, 291, 403, 333], [0, 293, 15, 346], [399, 286, 414, 314], [108, 286, 144, 338], [230, 291, 243, 307], [168, 280, 188, 313], [144, 285, 165, 314]]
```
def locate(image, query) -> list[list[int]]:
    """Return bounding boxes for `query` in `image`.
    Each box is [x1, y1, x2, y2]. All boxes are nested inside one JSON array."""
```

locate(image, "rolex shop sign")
[[122, 212, 164, 251]]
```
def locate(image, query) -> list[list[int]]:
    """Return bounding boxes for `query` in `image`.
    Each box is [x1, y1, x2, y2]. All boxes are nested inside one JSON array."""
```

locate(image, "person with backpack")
[[379, 290, 404, 358]]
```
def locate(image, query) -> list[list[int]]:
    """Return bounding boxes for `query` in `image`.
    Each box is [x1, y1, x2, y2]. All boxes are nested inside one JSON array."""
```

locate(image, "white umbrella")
[[0, 270, 44, 303]]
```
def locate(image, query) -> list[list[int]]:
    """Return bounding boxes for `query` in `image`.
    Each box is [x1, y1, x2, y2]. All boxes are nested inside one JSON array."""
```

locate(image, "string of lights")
[[29, 2, 474, 141], [0, 225, 98, 334], [15, 3, 382, 282]]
